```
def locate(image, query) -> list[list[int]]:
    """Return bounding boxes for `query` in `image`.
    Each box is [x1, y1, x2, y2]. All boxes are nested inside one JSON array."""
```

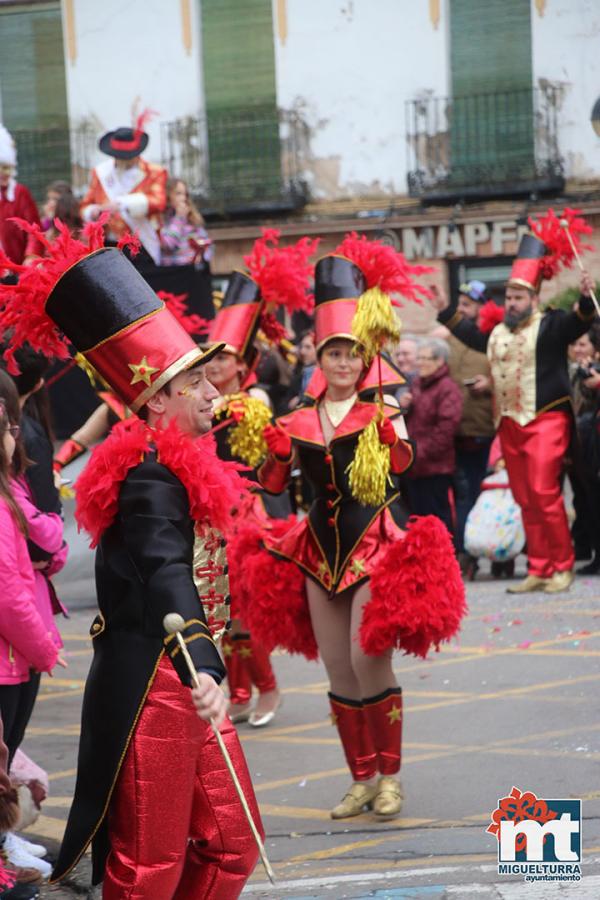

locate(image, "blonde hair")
[[166, 177, 204, 228]]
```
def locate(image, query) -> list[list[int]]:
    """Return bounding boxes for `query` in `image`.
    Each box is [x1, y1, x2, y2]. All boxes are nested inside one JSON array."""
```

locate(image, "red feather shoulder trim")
[[75, 418, 248, 547]]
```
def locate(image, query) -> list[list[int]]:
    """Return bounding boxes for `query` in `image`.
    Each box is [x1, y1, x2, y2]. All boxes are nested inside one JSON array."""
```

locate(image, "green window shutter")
[[449, 0, 534, 185], [199, 0, 281, 207], [0, 2, 70, 200]]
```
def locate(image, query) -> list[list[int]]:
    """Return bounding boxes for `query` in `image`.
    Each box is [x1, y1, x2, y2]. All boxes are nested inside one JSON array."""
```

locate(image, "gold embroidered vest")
[[192, 524, 230, 640], [487, 311, 542, 427]]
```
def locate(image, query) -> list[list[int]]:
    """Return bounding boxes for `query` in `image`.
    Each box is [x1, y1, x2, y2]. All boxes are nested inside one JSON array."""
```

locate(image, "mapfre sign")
[[386, 220, 530, 261]]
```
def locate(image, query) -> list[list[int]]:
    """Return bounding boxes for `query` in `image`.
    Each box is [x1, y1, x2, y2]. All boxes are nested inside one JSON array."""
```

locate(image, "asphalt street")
[[27, 484, 600, 899]]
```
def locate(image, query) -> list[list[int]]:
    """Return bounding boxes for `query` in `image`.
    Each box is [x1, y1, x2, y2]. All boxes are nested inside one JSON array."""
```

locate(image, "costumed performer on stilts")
[[230, 234, 467, 820], [0, 218, 263, 898], [205, 229, 318, 727]]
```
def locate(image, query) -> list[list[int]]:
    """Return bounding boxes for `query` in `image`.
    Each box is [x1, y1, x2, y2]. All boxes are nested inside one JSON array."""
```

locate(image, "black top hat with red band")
[[507, 234, 547, 293], [46, 248, 221, 412], [99, 126, 149, 160], [208, 271, 262, 368], [314, 255, 365, 352]]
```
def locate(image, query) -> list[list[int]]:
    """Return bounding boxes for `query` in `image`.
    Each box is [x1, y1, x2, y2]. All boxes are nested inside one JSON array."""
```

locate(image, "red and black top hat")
[[208, 271, 262, 368], [507, 208, 593, 292], [313, 254, 365, 352], [207, 229, 318, 367], [0, 223, 222, 412], [507, 234, 547, 292]]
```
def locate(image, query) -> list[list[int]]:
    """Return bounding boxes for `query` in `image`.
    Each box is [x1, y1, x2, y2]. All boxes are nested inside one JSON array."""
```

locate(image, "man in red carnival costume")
[[0, 223, 262, 898], [432, 209, 596, 594], [0, 125, 40, 268], [81, 109, 167, 266]]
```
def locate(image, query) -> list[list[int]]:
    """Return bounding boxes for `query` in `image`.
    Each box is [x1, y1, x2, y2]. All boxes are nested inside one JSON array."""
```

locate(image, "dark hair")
[[0, 402, 27, 535], [23, 385, 55, 444], [0, 370, 27, 476], [46, 180, 73, 197], [51, 192, 83, 234], [0, 344, 50, 398], [588, 322, 600, 354]]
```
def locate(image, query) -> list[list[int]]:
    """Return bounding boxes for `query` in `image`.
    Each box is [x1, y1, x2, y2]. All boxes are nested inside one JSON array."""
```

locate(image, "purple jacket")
[[0, 498, 59, 684], [11, 477, 67, 649], [406, 363, 464, 478]]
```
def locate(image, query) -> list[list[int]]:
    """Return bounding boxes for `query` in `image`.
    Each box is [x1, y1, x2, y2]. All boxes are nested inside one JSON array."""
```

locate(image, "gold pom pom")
[[351, 286, 401, 364], [346, 414, 391, 506], [226, 394, 272, 468], [74, 353, 110, 390]]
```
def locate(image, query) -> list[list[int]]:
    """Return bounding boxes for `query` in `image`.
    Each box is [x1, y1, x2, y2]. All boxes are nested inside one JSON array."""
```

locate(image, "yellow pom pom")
[[226, 394, 272, 468], [346, 415, 391, 506], [351, 286, 401, 364]]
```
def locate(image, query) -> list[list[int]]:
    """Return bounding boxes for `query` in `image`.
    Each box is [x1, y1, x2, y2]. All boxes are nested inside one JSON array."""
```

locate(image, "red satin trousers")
[[103, 657, 262, 899], [499, 412, 574, 577]]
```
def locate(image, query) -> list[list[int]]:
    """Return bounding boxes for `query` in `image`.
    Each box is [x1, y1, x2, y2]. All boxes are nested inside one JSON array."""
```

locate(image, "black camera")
[[575, 363, 600, 380]]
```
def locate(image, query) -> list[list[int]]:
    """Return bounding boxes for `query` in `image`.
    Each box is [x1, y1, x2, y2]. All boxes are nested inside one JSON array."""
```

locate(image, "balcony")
[[160, 107, 309, 218], [406, 87, 564, 204]]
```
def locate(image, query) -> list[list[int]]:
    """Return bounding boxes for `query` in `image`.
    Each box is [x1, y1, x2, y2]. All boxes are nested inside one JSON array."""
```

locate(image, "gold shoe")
[[544, 570, 575, 594], [373, 776, 403, 818], [330, 781, 377, 819], [506, 575, 548, 594]]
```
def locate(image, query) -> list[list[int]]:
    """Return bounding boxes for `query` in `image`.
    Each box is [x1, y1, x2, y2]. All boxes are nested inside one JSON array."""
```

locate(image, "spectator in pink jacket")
[[0, 400, 64, 767], [404, 337, 463, 534]]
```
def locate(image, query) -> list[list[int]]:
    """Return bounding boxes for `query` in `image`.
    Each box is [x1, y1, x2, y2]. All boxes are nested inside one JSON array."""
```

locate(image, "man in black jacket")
[[431, 233, 595, 594], [1, 241, 262, 898]]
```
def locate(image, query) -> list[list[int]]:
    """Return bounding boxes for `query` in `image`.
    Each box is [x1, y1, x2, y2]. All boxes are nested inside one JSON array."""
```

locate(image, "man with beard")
[[431, 227, 595, 594]]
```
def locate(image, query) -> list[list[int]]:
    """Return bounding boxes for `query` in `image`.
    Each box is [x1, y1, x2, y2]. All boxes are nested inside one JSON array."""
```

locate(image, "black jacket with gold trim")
[[52, 454, 226, 885], [439, 295, 595, 427], [259, 400, 414, 594]]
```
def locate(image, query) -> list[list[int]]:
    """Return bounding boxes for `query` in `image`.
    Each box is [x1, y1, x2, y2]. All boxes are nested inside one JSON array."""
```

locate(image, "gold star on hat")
[[128, 355, 160, 387], [387, 704, 402, 724]]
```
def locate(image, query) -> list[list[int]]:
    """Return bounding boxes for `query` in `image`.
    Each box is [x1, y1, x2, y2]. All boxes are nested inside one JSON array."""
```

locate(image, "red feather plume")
[[333, 232, 434, 306], [0, 216, 111, 374], [528, 207, 593, 281], [478, 300, 505, 335], [156, 290, 210, 337], [243, 228, 318, 316]]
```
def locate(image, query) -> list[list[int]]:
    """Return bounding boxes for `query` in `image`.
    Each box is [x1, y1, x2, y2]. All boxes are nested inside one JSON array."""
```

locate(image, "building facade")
[[0, 0, 599, 321]]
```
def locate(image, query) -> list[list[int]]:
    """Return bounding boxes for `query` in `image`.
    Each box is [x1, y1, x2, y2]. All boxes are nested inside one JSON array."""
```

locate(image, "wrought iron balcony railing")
[[160, 107, 309, 216], [406, 87, 564, 203]]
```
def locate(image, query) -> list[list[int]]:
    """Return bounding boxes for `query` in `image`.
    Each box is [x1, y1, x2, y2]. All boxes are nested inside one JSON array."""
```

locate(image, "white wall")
[[62, 0, 203, 168], [272, 0, 448, 199], [531, 0, 600, 179]]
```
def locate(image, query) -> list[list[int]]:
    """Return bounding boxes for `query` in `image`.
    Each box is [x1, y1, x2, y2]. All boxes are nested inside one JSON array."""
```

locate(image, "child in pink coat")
[[0, 401, 63, 766]]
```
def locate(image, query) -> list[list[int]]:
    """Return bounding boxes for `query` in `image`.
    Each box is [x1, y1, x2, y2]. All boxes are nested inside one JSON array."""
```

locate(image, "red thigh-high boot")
[[222, 634, 252, 723], [363, 687, 403, 819], [245, 640, 280, 728], [328, 693, 378, 819]]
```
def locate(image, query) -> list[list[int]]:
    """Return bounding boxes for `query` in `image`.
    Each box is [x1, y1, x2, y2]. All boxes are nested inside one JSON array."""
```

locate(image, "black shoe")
[[578, 556, 600, 575], [0, 885, 40, 899]]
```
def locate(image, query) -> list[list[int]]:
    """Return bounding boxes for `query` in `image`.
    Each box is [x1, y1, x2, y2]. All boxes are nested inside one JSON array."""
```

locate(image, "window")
[[0, 1, 70, 199]]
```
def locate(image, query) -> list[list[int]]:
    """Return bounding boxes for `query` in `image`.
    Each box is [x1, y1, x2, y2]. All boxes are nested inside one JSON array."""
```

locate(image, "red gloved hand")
[[263, 423, 292, 459], [376, 417, 397, 446]]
